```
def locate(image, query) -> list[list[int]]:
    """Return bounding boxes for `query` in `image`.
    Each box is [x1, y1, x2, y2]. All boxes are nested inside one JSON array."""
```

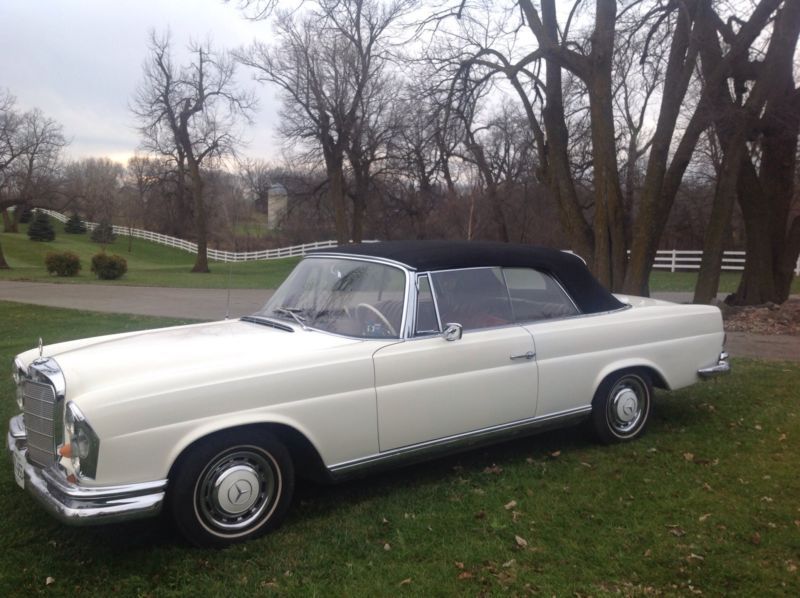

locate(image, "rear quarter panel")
[[525, 301, 724, 417]]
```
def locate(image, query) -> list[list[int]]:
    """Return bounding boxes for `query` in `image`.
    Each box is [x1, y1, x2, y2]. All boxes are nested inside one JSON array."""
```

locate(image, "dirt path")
[[1, 280, 797, 362]]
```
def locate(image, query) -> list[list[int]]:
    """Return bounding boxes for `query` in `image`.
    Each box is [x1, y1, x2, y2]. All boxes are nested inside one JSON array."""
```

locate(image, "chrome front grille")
[[23, 379, 58, 467]]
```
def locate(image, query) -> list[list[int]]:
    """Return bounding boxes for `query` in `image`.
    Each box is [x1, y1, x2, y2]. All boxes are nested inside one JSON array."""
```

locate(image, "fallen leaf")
[[787, 562, 797, 573], [382, 517, 389, 524], [643, 549, 652, 557], [688, 553, 705, 561], [580, 462, 593, 468], [261, 580, 279, 589], [761, 496, 774, 503], [383, 543, 392, 551], [750, 532, 761, 546], [683, 452, 695, 462], [779, 433, 787, 442], [45, 577, 55, 586], [525, 457, 535, 464], [398, 578, 412, 586], [458, 572, 473, 580], [754, 424, 762, 431], [504, 500, 517, 510], [550, 450, 561, 458], [515, 535, 528, 548], [702, 482, 713, 491], [665, 525, 686, 537], [454, 562, 465, 570], [698, 513, 711, 522], [483, 464, 503, 474], [502, 559, 516, 568]]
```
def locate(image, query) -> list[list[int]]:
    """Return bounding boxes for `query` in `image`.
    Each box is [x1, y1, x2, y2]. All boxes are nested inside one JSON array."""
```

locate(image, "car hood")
[[19, 319, 364, 410]]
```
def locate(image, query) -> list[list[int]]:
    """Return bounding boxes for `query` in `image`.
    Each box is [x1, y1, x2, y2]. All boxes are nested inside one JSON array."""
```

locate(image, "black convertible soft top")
[[311, 240, 625, 314]]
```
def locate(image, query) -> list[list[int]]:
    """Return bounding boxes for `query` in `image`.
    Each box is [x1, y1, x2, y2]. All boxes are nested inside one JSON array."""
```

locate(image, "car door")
[[372, 268, 538, 452]]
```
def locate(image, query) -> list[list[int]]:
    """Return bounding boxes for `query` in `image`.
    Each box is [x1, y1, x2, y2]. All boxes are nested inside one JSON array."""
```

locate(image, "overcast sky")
[[0, 0, 282, 164]]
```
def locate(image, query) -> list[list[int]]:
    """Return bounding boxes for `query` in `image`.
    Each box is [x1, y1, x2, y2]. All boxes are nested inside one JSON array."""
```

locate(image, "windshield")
[[255, 257, 407, 339]]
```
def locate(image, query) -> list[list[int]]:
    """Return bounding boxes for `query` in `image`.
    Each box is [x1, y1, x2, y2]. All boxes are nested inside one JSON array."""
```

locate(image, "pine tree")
[[27, 211, 56, 242], [64, 212, 87, 234]]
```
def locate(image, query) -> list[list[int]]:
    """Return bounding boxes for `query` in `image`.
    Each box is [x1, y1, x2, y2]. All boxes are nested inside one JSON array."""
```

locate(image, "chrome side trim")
[[328, 406, 592, 479], [698, 351, 731, 379], [7, 415, 166, 526]]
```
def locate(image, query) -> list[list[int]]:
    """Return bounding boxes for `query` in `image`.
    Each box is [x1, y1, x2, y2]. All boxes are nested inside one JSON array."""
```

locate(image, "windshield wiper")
[[240, 315, 294, 333], [274, 307, 309, 330]]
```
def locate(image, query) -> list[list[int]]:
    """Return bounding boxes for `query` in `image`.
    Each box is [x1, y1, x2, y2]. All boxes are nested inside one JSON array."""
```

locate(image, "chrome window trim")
[[328, 406, 592, 478], [305, 252, 415, 272], [412, 273, 442, 337]]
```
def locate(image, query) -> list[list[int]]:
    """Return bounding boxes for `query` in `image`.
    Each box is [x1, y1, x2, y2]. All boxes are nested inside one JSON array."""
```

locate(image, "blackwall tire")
[[591, 370, 652, 444], [169, 430, 294, 547]]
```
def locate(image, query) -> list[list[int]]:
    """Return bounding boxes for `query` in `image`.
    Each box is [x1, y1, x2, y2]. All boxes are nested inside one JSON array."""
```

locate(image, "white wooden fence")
[[38, 209, 800, 273]]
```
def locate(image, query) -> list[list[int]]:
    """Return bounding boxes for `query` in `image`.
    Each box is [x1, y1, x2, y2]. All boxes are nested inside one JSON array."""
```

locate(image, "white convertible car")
[[7, 241, 729, 546]]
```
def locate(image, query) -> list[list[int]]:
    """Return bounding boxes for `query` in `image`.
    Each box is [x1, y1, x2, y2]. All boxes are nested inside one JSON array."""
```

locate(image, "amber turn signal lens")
[[58, 444, 73, 458]]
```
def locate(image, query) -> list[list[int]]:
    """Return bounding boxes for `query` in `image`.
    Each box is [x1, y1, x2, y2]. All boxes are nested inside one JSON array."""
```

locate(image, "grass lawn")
[[0, 302, 798, 595], [0, 226, 299, 289]]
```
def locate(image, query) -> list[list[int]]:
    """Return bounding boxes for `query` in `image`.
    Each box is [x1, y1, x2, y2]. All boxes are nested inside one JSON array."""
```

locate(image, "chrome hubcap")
[[606, 376, 649, 437], [614, 389, 639, 423], [195, 447, 280, 535], [213, 465, 260, 515]]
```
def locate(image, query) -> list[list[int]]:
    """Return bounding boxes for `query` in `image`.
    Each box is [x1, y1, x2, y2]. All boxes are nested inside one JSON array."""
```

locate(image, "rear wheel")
[[169, 430, 294, 547], [591, 370, 652, 443]]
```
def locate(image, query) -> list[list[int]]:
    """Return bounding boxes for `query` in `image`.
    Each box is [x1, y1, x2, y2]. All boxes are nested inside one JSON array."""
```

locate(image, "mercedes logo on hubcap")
[[228, 480, 253, 506]]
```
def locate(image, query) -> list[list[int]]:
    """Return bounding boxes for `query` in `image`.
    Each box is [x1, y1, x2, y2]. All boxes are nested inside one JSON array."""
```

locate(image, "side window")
[[430, 268, 513, 331], [414, 275, 440, 336], [503, 268, 579, 322]]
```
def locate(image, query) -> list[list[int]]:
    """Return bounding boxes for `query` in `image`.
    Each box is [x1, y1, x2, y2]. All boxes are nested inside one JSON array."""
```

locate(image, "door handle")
[[510, 351, 536, 361]]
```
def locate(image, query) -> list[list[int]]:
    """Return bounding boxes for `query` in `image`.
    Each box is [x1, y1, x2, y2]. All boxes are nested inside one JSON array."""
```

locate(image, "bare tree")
[[132, 31, 256, 272], [694, 0, 800, 304], [0, 93, 66, 268], [237, 0, 411, 244]]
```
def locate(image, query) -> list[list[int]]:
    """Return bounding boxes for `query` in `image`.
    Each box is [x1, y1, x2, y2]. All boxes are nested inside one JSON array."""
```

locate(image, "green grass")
[[648, 270, 800, 294], [0, 226, 299, 289], [0, 302, 798, 595]]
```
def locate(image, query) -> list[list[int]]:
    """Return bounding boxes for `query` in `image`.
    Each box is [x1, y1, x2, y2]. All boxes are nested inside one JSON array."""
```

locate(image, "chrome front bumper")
[[697, 351, 731, 379], [6, 414, 166, 526]]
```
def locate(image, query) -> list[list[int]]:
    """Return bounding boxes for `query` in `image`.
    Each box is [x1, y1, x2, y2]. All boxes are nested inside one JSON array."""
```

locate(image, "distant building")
[[267, 183, 288, 230]]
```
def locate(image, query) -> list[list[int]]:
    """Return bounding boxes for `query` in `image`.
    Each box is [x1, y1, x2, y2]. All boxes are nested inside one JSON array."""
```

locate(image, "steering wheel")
[[356, 303, 397, 337]]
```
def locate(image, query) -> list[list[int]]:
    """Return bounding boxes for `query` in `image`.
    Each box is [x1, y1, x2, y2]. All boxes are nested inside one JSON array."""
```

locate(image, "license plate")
[[13, 451, 25, 489]]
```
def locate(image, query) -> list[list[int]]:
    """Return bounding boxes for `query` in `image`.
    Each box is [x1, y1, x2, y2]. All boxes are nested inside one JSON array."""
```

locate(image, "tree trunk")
[[694, 143, 749, 303], [350, 173, 368, 244], [624, 1, 701, 296], [540, 0, 594, 264], [188, 162, 210, 274], [587, 0, 626, 291], [328, 160, 349, 245], [2, 209, 11, 233], [0, 240, 9, 269]]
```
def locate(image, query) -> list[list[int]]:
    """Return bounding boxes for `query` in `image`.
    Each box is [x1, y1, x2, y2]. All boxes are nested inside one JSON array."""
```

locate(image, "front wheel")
[[169, 430, 294, 547], [590, 370, 652, 444]]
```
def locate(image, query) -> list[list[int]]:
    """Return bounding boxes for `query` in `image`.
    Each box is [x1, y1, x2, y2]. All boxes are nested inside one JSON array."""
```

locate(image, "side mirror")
[[443, 322, 463, 342]]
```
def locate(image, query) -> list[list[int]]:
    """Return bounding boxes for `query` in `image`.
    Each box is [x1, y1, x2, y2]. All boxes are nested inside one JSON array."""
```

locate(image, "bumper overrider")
[[7, 414, 166, 525], [697, 351, 731, 379]]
